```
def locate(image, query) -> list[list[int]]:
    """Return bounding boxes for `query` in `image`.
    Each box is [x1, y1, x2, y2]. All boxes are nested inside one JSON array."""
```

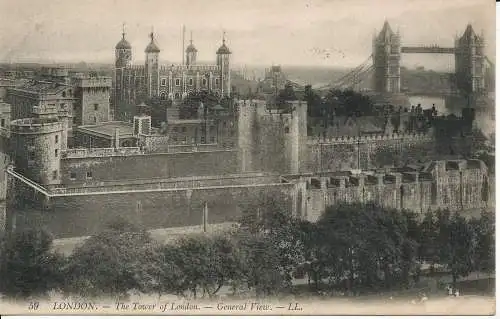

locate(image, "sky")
[[0, 0, 495, 70]]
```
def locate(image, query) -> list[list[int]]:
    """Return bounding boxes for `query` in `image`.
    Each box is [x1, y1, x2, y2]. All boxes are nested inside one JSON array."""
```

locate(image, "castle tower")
[[145, 31, 161, 98], [114, 25, 132, 114], [10, 117, 63, 186], [372, 20, 401, 93], [455, 24, 486, 98], [186, 31, 198, 66], [216, 32, 232, 96]]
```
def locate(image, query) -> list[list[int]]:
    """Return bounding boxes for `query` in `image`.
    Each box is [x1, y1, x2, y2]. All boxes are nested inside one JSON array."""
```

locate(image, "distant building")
[[114, 30, 232, 119]]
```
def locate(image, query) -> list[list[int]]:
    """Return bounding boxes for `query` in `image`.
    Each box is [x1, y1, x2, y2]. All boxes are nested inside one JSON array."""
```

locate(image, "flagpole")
[[182, 25, 186, 66]]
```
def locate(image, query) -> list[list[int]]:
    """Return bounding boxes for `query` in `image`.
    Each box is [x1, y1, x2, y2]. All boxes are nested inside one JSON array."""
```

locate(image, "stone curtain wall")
[[9, 183, 296, 238], [301, 161, 489, 223], [59, 150, 239, 185], [304, 133, 436, 172]]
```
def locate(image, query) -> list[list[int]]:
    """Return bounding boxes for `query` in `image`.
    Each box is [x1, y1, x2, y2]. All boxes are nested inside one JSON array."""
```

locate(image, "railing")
[[61, 147, 142, 158], [6, 168, 51, 196]]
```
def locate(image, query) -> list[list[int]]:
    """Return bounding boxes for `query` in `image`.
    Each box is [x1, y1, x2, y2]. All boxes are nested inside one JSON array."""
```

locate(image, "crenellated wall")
[[292, 159, 491, 222], [303, 132, 435, 171]]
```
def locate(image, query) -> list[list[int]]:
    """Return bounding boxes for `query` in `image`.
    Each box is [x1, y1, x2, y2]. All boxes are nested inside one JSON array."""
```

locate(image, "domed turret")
[[216, 38, 231, 55], [145, 32, 160, 53], [115, 26, 132, 68], [186, 32, 198, 66], [216, 32, 231, 96], [116, 33, 132, 50]]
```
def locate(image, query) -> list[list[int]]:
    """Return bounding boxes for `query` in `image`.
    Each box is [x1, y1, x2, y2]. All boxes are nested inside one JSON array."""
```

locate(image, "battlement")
[[61, 147, 143, 159], [293, 159, 486, 190], [306, 131, 432, 145], [11, 117, 62, 134], [72, 76, 112, 88]]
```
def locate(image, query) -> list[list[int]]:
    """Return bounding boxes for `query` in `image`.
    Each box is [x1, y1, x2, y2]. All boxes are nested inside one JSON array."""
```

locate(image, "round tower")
[[216, 32, 232, 97], [186, 32, 198, 66], [10, 117, 63, 186], [145, 31, 161, 97]]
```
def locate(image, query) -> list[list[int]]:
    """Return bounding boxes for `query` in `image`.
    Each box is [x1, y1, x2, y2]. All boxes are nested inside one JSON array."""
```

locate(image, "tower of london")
[[113, 28, 232, 116]]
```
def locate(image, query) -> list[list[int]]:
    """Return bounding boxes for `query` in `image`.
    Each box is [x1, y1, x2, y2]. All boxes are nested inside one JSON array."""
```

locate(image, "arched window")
[[174, 92, 181, 99], [202, 78, 207, 86], [189, 78, 194, 86], [160, 92, 167, 100]]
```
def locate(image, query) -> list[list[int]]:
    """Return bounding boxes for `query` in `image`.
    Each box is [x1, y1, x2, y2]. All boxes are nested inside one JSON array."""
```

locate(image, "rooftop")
[[77, 121, 134, 139], [13, 80, 71, 95]]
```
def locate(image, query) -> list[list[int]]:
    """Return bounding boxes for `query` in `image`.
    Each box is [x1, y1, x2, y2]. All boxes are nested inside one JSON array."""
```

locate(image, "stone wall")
[[303, 133, 439, 172], [296, 159, 490, 222], [8, 181, 295, 238], [59, 150, 239, 186]]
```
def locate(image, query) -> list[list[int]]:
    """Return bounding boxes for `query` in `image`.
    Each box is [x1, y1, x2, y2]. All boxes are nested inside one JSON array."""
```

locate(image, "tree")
[[63, 218, 156, 299], [0, 228, 65, 299], [323, 89, 374, 117], [180, 90, 221, 119], [236, 191, 306, 296], [168, 234, 241, 299], [316, 202, 419, 293], [436, 212, 475, 288], [470, 211, 495, 276]]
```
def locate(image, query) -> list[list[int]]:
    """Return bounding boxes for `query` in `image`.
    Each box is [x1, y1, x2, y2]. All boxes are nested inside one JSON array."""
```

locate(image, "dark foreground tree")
[[316, 202, 419, 293], [63, 218, 156, 299], [0, 228, 64, 299], [236, 190, 307, 296]]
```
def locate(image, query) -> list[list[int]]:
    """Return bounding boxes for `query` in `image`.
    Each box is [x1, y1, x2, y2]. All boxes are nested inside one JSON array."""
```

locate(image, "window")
[[54, 149, 58, 157], [86, 171, 93, 179], [29, 151, 36, 161], [175, 79, 181, 86], [160, 92, 167, 100], [60, 103, 65, 109], [93, 116, 97, 123], [189, 78, 194, 86], [62, 91, 66, 98], [70, 172, 76, 180], [201, 136, 206, 143], [73, 117, 77, 124], [55, 135, 59, 144], [215, 78, 220, 86], [161, 78, 167, 86], [202, 78, 207, 86], [0, 119, 4, 127], [211, 136, 216, 143], [175, 92, 180, 99], [52, 170, 58, 180], [181, 127, 186, 133], [284, 127, 290, 134], [94, 104, 99, 111]]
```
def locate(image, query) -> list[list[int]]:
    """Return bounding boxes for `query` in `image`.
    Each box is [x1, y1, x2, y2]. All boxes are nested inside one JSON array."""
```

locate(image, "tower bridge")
[[303, 22, 493, 99]]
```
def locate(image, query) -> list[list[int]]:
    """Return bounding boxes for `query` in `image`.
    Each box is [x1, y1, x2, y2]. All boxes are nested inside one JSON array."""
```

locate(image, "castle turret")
[[372, 20, 401, 93], [10, 117, 63, 186], [216, 32, 232, 97], [145, 31, 160, 98], [114, 25, 132, 116], [186, 32, 198, 66]]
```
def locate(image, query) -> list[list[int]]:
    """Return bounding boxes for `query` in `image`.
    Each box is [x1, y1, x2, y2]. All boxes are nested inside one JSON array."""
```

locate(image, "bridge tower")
[[455, 24, 486, 97], [372, 21, 401, 93]]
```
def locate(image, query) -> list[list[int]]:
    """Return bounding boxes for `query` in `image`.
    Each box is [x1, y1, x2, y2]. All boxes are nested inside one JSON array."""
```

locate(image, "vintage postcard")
[[0, 0, 495, 316]]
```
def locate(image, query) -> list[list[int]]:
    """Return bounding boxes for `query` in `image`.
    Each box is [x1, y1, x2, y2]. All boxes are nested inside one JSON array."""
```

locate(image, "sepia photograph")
[[0, 0, 495, 316]]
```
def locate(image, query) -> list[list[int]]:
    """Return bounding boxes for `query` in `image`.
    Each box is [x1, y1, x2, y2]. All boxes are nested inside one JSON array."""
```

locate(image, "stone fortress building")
[[0, 23, 494, 240], [114, 27, 232, 117]]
